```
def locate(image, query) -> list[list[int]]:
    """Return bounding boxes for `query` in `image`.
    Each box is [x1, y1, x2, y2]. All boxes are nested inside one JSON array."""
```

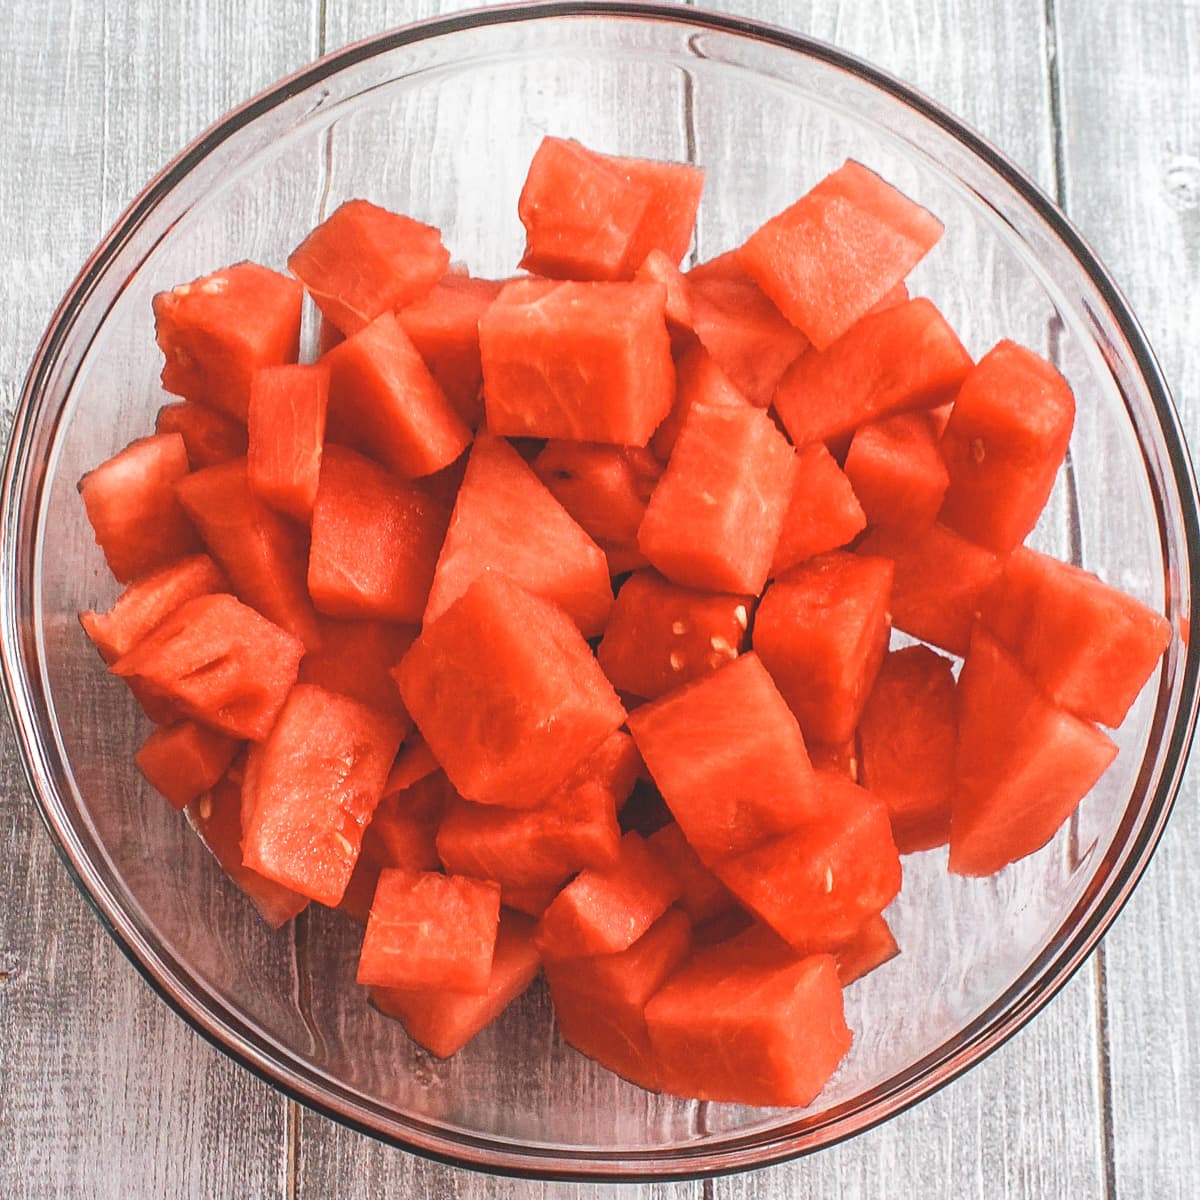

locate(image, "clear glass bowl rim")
[[2, 0, 1198, 1182]]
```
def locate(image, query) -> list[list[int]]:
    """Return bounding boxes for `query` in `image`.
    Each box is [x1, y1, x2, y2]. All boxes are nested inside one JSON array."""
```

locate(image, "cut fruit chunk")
[[833, 913, 900, 986], [651, 342, 751, 463], [247, 362, 329, 521], [628, 653, 819, 862], [480, 279, 675, 446], [611, 152, 705, 270], [297, 617, 417, 723], [597, 570, 752, 700], [364, 773, 448, 874], [323, 310, 471, 478], [843, 411, 949, 532], [950, 631, 1118, 876], [736, 160, 943, 349], [977, 547, 1173, 728], [753, 552, 894, 746], [773, 298, 972, 447], [938, 340, 1075, 554], [384, 735, 440, 795], [241, 684, 404, 905], [370, 911, 541, 1057], [307, 446, 449, 624], [79, 433, 200, 583], [175, 458, 321, 650], [638, 403, 796, 595], [647, 823, 737, 924], [770, 442, 867, 577], [635, 250, 694, 339], [858, 645, 957, 853], [356, 869, 501, 991], [644, 932, 852, 1107], [534, 832, 681, 961], [288, 199, 449, 335], [396, 574, 626, 809], [135, 721, 241, 810], [425, 434, 613, 636], [153, 262, 303, 420], [156, 401, 248, 469], [111, 593, 304, 741]]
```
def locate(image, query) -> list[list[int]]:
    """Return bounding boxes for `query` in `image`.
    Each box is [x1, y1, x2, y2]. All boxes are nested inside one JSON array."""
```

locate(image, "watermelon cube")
[[356, 869, 501, 991], [650, 342, 750, 462], [362, 774, 448, 875], [833, 913, 900, 986], [480, 279, 675, 447], [736, 160, 943, 349], [644, 932, 852, 1107], [425, 434, 613, 637], [153, 262, 303, 420], [288, 198, 450, 335], [111, 593, 304, 740], [322, 310, 471, 478], [613, 152, 705, 269], [156, 401, 248, 469], [950, 631, 1118, 876], [597, 569, 752, 700], [808, 738, 860, 782], [770, 442, 867, 577], [135, 720, 240, 810], [307, 446, 449, 624], [175, 458, 321, 650], [534, 831, 681, 961], [977, 547, 1173, 727], [395, 574, 627, 809], [647, 823, 737, 924], [634, 249, 695, 340], [753, 552, 894, 746], [843, 411, 949, 531], [858, 645, 957, 853], [546, 907, 692, 1090], [370, 911, 541, 1057], [247, 362, 329, 521], [638, 403, 796, 595], [384, 735, 440, 795], [78, 433, 200, 583], [241, 684, 404, 905], [939, 340, 1075, 554], [502, 884, 561, 919], [297, 617, 417, 723], [627, 653, 820, 862], [773, 298, 972, 447]]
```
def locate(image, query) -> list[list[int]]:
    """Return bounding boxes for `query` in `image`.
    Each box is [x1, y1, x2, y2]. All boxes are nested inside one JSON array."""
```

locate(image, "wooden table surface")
[[1, 1, 1196, 1196]]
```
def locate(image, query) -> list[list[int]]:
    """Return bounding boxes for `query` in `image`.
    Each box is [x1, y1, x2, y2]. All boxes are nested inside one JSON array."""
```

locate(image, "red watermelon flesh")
[[546, 907, 692, 1091], [398, 275, 502, 430], [770, 442, 867, 577], [773, 298, 972, 448], [834, 913, 900, 986], [638, 402, 796, 595], [644, 932, 851, 1107], [307, 446, 449, 624], [356, 869, 501, 991], [187, 774, 309, 928], [154, 262, 303, 421], [297, 617, 417, 724], [977, 547, 1172, 728], [753, 552, 894, 746], [647, 823, 738, 924], [396, 574, 626, 809], [370, 911, 541, 1057], [627, 653, 820, 862], [364, 774, 447, 874], [80, 553, 228, 664], [736, 160, 942, 350], [858, 645, 957, 853], [950, 631, 1118, 877], [856, 522, 1004, 657], [717, 772, 902, 952], [502, 883, 561, 918], [939, 340, 1075, 554], [135, 720, 241, 811], [425, 434, 613, 636], [610, 152, 705, 269], [535, 831, 681, 961], [650, 342, 751, 463], [79, 433, 200, 583], [247, 362, 329, 521], [175, 458, 321, 650], [634, 249, 695, 339], [288, 198, 449, 335], [322, 310, 471, 478], [597, 569, 752, 700], [479, 279, 675, 446], [156, 401, 248, 470], [867, 281, 911, 315], [808, 738, 860, 783], [111, 593, 304, 741], [384, 735, 440, 795], [843, 411, 949, 531], [241, 684, 404, 905], [531, 441, 661, 576]]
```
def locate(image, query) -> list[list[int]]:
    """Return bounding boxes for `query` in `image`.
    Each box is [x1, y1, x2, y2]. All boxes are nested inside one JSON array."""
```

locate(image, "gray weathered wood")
[[1055, 2, 1200, 1196]]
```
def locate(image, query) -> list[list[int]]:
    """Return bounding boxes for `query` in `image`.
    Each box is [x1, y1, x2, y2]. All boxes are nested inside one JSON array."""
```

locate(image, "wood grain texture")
[[0, 2, 318, 1197], [1055, 2, 1200, 1196]]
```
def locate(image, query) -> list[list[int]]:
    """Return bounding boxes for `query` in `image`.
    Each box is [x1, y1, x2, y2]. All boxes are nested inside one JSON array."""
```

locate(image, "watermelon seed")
[[198, 793, 213, 821], [823, 866, 834, 893], [709, 635, 735, 657], [669, 652, 685, 672], [970, 437, 986, 463], [734, 604, 748, 630], [671, 620, 687, 635]]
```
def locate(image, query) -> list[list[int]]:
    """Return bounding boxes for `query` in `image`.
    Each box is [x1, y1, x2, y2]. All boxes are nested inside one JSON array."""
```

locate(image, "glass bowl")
[[2, 1, 1197, 1182]]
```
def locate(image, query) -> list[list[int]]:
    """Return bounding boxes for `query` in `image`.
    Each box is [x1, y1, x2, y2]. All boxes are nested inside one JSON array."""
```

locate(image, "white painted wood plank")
[[0, 2, 319, 1196], [1055, 2, 1200, 1196]]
